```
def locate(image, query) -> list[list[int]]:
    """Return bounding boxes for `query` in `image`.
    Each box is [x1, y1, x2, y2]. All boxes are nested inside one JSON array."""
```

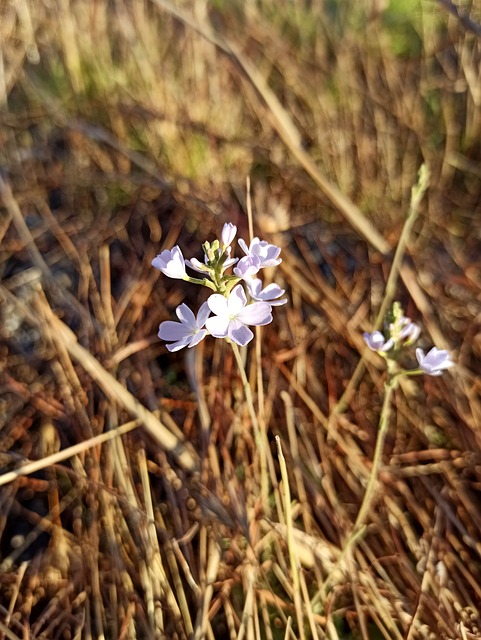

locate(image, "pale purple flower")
[[399, 321, 421, 343], [415, 347, 454, 376], [238, 237, 282, 268], [233, 255, 261, 280], [221, 223, 237, 249], [218, 246, 238, 270], [390, 316, 421, 344], [205, 284, 272, 346], [363, 331, 394, 352], [186, 248, 237, 275], [249, 278, 287, 306], [222, 253, 238, 269], [158, 302, 210, 351], [152, 246, 187, 280], [185, 257, 211, 274]]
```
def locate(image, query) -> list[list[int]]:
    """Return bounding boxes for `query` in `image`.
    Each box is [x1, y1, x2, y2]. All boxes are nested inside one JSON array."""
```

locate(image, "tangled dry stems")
[[1, 1, 481, 638]]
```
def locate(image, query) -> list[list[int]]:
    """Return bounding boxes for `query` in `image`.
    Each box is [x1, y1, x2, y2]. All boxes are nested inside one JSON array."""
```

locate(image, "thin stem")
[[315, 374, 398, 601], [184, 276, 216, 290], [332, 164, 429, 416], [246, 176, 254, 242], [230, 342, 269, 507], [350, 376, 397, 532], [276, 436, 306, 640], [402, 368, 425, 377], [244, 175, 270, 505]]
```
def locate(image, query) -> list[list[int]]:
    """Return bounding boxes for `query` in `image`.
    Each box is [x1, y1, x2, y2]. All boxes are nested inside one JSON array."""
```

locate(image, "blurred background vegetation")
[[1, 0, 481, 638]]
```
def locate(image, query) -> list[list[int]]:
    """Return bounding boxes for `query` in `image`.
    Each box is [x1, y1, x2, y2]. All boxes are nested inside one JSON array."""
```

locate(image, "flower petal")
[[221, 223, 237, 248], [237, 301, 272, 326], [158, 321, 190, 341], [416, 347, 454, 375], [188, 329, 208, 348], [152, 246, 187, 279], [415, 348, 425, 365], [248, 238, 282, 267], [379, 338, 395, 352], [205, 315, 230, 338], [238, 238, 249, 255], [259, 282, 284, 297], [196, 301, 211, 328], [233, 256, 260, 280], [228, 320, 254, 346], [227, 285, 247, 314], [268, 297, 288, 307], [364, 331, 390, 351], [176, 304, 196, 328], [249, 279, 286, 303], [186, 258, 210, 274], [427, 348, 451, 368], [166, 337, 192, 352], [207, 293, 229, 316]]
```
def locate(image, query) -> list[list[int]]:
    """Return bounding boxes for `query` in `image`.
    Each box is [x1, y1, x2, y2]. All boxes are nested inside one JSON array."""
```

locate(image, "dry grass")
[[1, 0, 481, 638]]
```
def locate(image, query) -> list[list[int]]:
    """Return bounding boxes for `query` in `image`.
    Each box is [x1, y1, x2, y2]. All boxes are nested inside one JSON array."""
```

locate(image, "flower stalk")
[[152, 222, 285, 510], [317, 300, 454, 600], [351, 371, 398, 534], [152, 223, 286, 351]]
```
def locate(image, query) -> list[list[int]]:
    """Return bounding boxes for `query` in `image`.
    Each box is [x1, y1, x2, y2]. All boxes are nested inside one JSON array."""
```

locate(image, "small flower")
[[238, 237, 282, 268], [389, 315, 421, 345], [249, 278, 287, 306], [233, 255, 261, 280], [152, 246, 187, 280], [205, 284, 272, 346], [185, 257, 211, 274], [415, 347, 454, 376], [222, 253, 238, 270], [221, 223, 237, 249], [158, 302, 210, 351], [398, 319, 421, 344], [363, 331, 394, 352]]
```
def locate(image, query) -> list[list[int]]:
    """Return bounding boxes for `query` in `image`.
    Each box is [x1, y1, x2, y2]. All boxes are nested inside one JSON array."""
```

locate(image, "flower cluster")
[[363, 302, 454, 377], [153, 223, 286, 351]]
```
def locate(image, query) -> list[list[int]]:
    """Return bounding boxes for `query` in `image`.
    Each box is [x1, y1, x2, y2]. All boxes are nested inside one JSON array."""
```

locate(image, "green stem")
[[184, 276, 216, 290], [350, 375, 397, 532], [332, 164, 429, 416], [401, 368, 425, 378], [315, 373, 398, 601]]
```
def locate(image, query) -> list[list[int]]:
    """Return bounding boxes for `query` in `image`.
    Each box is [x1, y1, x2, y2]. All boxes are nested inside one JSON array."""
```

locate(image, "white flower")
[[248, 278, 287, 306], [222, 253, 238, 270], [185, 257, 211, 274], [152, 246, 187, 280], [186, 253, 237, 276], [399, 321, 421, 344], [205, 284, 272, 346], [363, 331, 394, 352], [221, 223, 237, 249], [415, 347, 454, 376], [238, 237, 282, 268], [158, 302, 210, 351], [233, 255, 261, 280], [389, 316, 421, 345]]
